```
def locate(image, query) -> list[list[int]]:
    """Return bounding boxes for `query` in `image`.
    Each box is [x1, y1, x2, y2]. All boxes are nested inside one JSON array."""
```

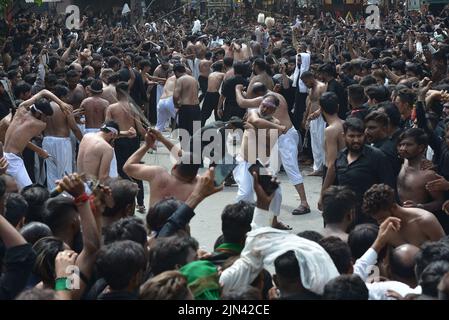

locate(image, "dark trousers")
[[198, 76, 208, 103], [114, 137, 144, 206], [201, 92, 220, 126], [293, 92, 308, 131], [178, 105, 202, 136]]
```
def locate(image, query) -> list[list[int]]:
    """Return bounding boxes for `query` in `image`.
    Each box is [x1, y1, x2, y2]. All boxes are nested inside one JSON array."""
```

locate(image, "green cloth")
[[179, 260, 220, 300], [215, 242, 243, 254]]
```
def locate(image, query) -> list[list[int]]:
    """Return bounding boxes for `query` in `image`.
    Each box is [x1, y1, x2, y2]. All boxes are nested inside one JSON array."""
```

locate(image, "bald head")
[[389, 244, 420, 283]]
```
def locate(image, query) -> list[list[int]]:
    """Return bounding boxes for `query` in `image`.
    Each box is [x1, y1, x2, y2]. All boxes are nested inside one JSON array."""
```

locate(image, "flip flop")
[[272, 221, 292, 230], [292, 205, 311, 215]]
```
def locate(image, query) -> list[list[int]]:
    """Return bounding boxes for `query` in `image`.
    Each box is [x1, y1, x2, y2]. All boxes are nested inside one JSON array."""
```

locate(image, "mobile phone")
[[212, 163, 237, 186], [248, 160, 279, 196]]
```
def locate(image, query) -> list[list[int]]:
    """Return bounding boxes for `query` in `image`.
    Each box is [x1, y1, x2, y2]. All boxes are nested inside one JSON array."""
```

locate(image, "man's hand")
[[418, 77, 432, 101], [57, 173, 85, 198], [372, 217, 401, 252], [148, 128, 164, 141], [92, 185, 114, 217], [253, 171, 276, 211], [186, 167, 224, 209], [127, 127, 137, 138], [0, 157, 8, 175], [443, 200, 449, 215], [55, 250, 78, 279], [37, 149, 50, 159], [144, 130, 156, 148], [217, 107, 224, 118], [235, 84, 244, 92], [420, 159, 436, 171], [308, 109, 321, 121], [426, 174, 449, 192]]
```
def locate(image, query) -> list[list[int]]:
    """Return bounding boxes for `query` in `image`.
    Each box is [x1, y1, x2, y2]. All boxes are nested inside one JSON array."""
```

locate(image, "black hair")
[[364, 110, 389, 128], [32, 237, 65, 287], [53, 85, 69, 99], [362, 184, 396, 216], [5, 193, 28, 227], [146, 198, 182, 232], [0, 177, 5, 199], [365, 85, 389, 102], [211, 61, 224, 72], [103, 178, 139, 217], [415, 241, 449, 280], [20, 222, 53, 245], [66, 69, 79, 79], [359, 75, 377, 87], [300, 71, 314, 80], [319, 237, 353, 274], [233, 62, 247, 75], [297, 231, 324, 243], [223, 57, 234, 68], [13, 81, 31, 98], [378, 101, 401, 128], [108, 56, 121, 69], [398, 128, 429, 147], [221, 201, 254, 243], [389, 244, 418, 280], [103, 217, 147, 247], [101, 120, 120, 134], [348, 224, 379, 260], [323, 275, 369, 300], [391, 59, 406, 73], [343, 117, 365, 134], [34, 98, 54, 116], [149, 236, 199, 276], [319, 92, 339, 115], [96, 240, 147, 291], [43, 196, 78, 235], [322, 186, 356, 225], [318, 63, 337, 78], [253, 58, 267, 72], [396, 88, 416, 106], [173, 64, 186, 73], [419, 261, 449, 298], [21, 184, 50, 223], [253, 83, 267, 95], [274, 250, 300, 280], [347, 84, 367, 105]]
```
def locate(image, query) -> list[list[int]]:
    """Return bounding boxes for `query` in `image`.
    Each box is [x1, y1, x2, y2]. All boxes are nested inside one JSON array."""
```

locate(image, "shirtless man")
[[302, 71, 327, 176], [77, 120, 119, 182], [173, 64, 201, 136], [198, 54, 213, 102], [81, 80, 110, 133], [100, 68, 119, 104], [123, 129, 200, 206], [155, 75, 177, 132], [106, 82, 146, 212], [43, 85, 83, 189], [236, 82, 311, 216], [232, 93, 286, 229], [4, 90, 70, 189], [65, 69, 85, 110], [397, 128, 446, 217], [363, 184, 445, 247], [247, 58, 274, 98], [153, 58, 172, 106], [184, 43, 201, 80], [201, 61, 225, 125], [318, 92, 346, 211]]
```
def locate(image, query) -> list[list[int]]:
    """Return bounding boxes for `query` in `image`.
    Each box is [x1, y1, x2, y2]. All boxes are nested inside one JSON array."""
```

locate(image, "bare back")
[[106, 101, 135, 132], [77, 133, 113, 180], [101, 84, 118, 104], [161, 76, 176, 99], [309, 81, 327, 113], [199, 59, 212, 78], [177, 74, 199, 105], [207, 72, 225, 92], [147, 170, 197, 206], [81, 96, 109, 129], [66, 84, 85, 109], [324, 119, 345, 165]]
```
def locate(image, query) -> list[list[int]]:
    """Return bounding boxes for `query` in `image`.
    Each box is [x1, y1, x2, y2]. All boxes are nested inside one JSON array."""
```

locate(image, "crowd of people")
[[1, 4, 449, 300]]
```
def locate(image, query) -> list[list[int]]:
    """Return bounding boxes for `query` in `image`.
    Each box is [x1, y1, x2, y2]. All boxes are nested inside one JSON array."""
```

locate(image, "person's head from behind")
[[252, 58, 266, 75], [221, 201, 254, 245], [15, 288, 58, 300], [348, 224, 379, 260], [259, 93, 279, 117], [347, 84, 367, 108], [103, 216, 147, 248], [394, 88, 415, 120], [322, 275, 369, 300], [5, 193, 28, 230], [173, 64, 186, 78], [297, 230, 324, 243], [365, 85, 389, 105], [139, 270, 193, 300], [20, 222, 53, 245], [96, 240, 147, 293], [146, 198, 182, 234], [43, 196, 80, 247], [33, 237, 68, 287], [419, 261, 449, 299], [319, 237, 353, 274], [149, 236, 199, 276], [211, 61, 224, 73], [397, 128, 428, 161], [31, 98, 53, 122], [233, 62, 247, 76], [318, 63, 336, 80], [115, 81, 129, 100], [319, 92, 339, 116], [172, 158, 201, 183], [21, 184, 50, 223], [100, 120, 119, 143], [273, 250, 304, 297], [103, 178, 139, 221], [362, 184, 396, 225], [252, 82, 268, 97], [377, 101, 401, 132], [300, 71, 315, 89], [343, 117, 365, 153], [388, 244, 420, 288], [364, 110, 389, 144], [322, 186, 356, 231], [415, 241, 449, 282]]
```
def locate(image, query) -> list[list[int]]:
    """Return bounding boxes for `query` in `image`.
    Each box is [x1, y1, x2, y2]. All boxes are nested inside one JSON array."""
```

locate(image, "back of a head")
[[362, 184, 395, 217], [176, 162, 201, 180], [103, 216, 147, 247], [15, 288, 58, 300], [173, 64, 186, 74], [297, 230, 324, 243], [20, 222, 53, 245], [347, 84, 367, 105], [21, 184, 50, 223], [364, 110, 389, 128], [252, 82, 267, 96], [139, 271, 191, 300], [43, 196, 78, 235], [96, 240, 147, 291], [233, 62, 247, 75], [415, 241, 449, 280], [322, 275, 369, 300], [322, 186, 356, 225], [365, 85, 389, 103], [149, 236, 199, 276], [378, 101, 401, 128], [146, 198, 182, 233], [359, 75, 377, 87], [254, 58, 267, 72], [32, 237, 65, 286], [274, 250, 300, 282], [115, 81, 129, 98], [223, 57, 234, 68], [389, 244, 420, 282], [221, 201, 254, 244], [348, 224, 379, 260], [5, 193, 28, 228], [103, 178, 139, 218], [34, 98, 54, 116], [419, 261, 449, 298], [319, 92, 339, 115], [319, 237, 352, 274]]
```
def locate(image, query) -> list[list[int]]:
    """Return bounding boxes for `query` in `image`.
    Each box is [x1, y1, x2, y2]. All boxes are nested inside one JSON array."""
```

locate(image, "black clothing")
[[177, 105, 201, 136], [221, 75, 249, 121], [327, 78, 348, 120], [201, 92, 220, 126]]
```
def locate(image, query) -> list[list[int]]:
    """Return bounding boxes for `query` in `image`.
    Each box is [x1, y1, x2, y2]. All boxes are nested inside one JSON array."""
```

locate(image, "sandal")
[[272, 221, 292, 230], [307, 170, 323, 177], [137, 205, 146, 214], [292, 205, 311, 215]]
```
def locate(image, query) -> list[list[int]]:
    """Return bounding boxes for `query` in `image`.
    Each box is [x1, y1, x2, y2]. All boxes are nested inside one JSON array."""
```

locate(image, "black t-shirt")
[[221, 75, 249, 120], [327, 78, 348, 120], [119, 68, 147, 107]]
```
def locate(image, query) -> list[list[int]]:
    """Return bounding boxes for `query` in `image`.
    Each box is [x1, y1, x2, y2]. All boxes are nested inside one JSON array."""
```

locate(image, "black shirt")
[[335, 145, 396, 202], [327, 78, 348, 120], [221, 75, 249, 120], [373, 137, 402, 178]]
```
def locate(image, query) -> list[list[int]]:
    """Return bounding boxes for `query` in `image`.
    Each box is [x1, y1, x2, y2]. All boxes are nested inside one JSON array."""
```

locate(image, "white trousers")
[[43, 136, 73, 190], [156, 96, 176, 132], [309, 116, 325, 172], [5, 152, 32, 189], [156, 84, 164, 106], [233, 157, 282, 216], [273, 127, 303, 185]]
